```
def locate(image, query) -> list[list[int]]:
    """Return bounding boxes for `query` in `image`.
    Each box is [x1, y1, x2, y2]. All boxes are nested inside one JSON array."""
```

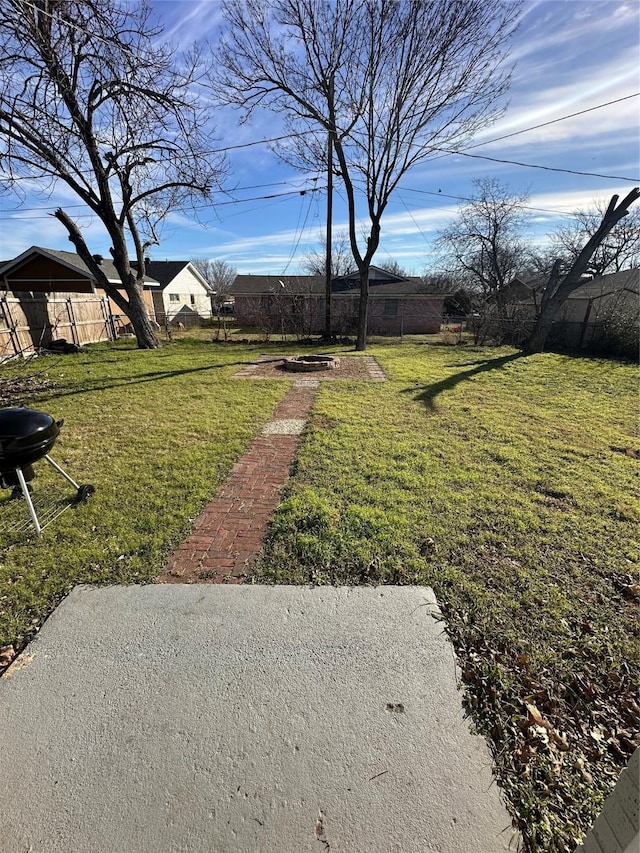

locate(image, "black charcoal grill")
[[0, 406, 94, 535]]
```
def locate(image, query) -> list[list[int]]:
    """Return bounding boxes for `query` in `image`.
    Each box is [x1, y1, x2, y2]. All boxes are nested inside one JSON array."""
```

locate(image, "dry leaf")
[[526, 702, 544, 726]]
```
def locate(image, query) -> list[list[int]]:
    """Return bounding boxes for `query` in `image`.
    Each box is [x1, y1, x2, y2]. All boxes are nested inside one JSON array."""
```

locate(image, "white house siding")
[[159, 267, 212, 323]]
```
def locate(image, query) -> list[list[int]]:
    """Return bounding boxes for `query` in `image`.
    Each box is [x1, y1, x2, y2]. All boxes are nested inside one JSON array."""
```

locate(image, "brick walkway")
[[158, 381, 318, 585]]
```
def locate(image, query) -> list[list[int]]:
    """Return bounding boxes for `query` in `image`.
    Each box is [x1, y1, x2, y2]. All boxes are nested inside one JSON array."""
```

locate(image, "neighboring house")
[[138, 261, 213, 326], [510, 267, 637, 320], [0, 245, 160, 327], [503, 269, 638, 316], [231, 266, 446, 335], [498, 268, 639, 351], [550, 269, 638, 326]]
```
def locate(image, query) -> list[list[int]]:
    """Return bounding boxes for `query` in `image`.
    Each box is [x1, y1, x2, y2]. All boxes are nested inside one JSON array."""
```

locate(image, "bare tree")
[[377, 259, 409, 278], [0, 0, 225, 349], [439, 178, 530, 308], [191, 258, 237, 308], [552, 201, 640, 277], [301, 231, 353, 277], [191, 258, 237, 339], [437, 178, 531, 343], [214, 0, 520, 350], [524, 188, 640, 353]]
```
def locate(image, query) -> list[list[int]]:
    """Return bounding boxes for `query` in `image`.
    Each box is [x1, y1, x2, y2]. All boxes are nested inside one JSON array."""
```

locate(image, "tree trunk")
[[324, 128, 334, 340], [523, 303, 557, 354], [355, 265, 369, 351], [125, 283, 160, 349], [54, 207, 160, 349], [523, 189, 639, 354]]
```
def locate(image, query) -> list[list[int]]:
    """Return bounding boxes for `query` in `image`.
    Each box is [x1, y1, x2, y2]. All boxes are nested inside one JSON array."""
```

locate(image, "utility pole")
[[324, 74, 335, 340]]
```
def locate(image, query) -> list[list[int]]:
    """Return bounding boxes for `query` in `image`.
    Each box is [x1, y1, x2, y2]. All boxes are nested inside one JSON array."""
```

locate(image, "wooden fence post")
[[66, 298, 80, 345], [0, 295, 21, 358]]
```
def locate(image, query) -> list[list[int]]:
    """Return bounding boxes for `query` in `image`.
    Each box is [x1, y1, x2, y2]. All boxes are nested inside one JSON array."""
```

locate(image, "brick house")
[[231, 266, 446, 335]]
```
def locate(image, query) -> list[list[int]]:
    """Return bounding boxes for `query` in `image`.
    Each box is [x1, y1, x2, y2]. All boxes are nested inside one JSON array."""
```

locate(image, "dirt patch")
[[0, 375, 57, 407], [313, 414, 338, 430], [611, 445, 639, 460], [234, 354, 386, 381]]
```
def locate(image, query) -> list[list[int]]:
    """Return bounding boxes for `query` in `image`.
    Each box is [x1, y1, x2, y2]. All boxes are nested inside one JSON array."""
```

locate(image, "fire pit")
[[283, 355, 340, 373]]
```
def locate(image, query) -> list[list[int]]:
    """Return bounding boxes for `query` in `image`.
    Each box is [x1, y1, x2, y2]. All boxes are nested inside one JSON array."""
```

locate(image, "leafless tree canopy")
[[439, 178, 530, 305], [552, 202, 640, 277], [377, 259, 410, 278], [0, 0, 226, 348], [214, 0, 521, 349], [190, 258, 237, 303], [301, 231, 353, 277]]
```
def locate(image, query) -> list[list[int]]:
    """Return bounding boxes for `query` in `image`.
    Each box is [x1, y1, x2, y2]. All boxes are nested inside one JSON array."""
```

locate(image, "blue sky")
[[1, 0, 638, 275]]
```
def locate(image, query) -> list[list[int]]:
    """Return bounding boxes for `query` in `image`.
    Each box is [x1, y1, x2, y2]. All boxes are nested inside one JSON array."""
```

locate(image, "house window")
[[169, 293, 180, 303], [383, 299, 398, 317], [190, 294, 196, 305]]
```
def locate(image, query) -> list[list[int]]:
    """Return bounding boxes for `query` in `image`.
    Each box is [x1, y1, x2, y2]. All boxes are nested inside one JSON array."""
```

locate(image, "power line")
[[430, 146, 639, 183], [464, 93, 640, 150], [397, 186, 609, 219], [282, 171, 321, 274], [213, 186, 323, 206], [0, 185, 325, 220], [0, 178, 321, 215]]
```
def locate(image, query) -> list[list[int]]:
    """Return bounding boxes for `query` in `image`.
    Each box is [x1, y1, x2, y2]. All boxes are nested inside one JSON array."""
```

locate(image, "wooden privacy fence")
[[0, 293, 115, 360]]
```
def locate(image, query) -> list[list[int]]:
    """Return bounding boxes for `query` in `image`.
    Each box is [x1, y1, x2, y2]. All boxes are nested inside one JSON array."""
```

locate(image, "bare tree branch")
[[213, 0, 521, 349], [525, 188, 640, 353], [0, 0, 227, 348], [552, 201, 640, 277]]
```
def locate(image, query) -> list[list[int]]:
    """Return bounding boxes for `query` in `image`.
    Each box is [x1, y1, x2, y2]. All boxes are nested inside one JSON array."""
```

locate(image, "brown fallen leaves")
[[0, 374, 56, 408], [0, 643, 16, 675], [443, 611, 639, 853]]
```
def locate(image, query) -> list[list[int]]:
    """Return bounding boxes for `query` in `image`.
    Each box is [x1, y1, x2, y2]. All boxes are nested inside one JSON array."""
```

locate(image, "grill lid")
[[0, 406, 62, 469]]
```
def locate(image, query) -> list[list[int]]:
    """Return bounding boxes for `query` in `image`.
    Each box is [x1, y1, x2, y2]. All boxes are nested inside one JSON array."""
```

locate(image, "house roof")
[[230, 271, 444, 297], [0, 246, 160, 286], [509, 268, 639, 301], [230, 275, 325, 295], [132, 260, 212, 292], [569, 268, 639, 299]]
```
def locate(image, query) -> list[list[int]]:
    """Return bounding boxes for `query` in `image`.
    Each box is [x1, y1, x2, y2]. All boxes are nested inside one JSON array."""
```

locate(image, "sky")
[[1, 0, 638, 275]]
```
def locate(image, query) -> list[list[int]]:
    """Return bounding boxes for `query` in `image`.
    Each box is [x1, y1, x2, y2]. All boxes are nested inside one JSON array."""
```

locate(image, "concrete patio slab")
[[0, 585, 517, 853]]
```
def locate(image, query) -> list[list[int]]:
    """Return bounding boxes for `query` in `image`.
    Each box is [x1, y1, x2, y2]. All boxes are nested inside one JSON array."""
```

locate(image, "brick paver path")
[[158, 381, 318, 585]]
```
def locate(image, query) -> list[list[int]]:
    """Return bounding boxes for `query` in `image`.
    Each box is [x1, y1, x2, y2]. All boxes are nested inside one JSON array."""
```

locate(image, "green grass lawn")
[[250, 343, 639, 852], [0, 338, 290, 650], [1, 338, 637, 852]]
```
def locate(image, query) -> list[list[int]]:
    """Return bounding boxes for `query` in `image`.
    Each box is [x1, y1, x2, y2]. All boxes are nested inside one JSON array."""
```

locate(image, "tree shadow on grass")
[[405, 351, 528, 410], [30, 360, 254, 402]]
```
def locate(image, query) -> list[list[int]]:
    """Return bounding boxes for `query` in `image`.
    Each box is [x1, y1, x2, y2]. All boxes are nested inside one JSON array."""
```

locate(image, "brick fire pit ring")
[[283, 355, 340, 372]]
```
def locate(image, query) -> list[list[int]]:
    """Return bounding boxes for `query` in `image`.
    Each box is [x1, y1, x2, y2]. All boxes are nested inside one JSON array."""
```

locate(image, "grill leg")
[[43, 455, 81, 490], [15, 467, 41, 536]]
